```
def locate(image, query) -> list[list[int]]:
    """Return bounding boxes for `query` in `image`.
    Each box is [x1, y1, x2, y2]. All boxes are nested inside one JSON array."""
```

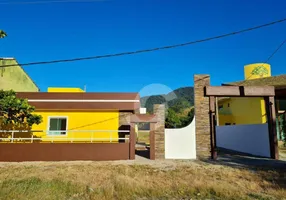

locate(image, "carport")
[[204, 85, 278, 160]]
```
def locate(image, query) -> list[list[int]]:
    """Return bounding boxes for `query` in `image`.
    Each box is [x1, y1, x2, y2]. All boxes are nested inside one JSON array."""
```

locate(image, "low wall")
[[216, 124, 270, 157], [0, 143, 130, 162], [165, 117, 196, 159]]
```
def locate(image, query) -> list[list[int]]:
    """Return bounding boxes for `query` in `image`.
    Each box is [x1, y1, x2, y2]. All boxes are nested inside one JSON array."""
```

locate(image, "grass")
[[137, 131, 150, 145], [279, 146, 286, 160], [0, 161, 285, 200]]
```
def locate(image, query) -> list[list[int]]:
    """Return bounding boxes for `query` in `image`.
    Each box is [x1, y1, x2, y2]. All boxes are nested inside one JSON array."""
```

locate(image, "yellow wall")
[[31, 111, 120, 142], [218, 63, 271, 125], [218, 98, 266, 125], [244, 63, 271, 80], [48, 87, 84, 93]]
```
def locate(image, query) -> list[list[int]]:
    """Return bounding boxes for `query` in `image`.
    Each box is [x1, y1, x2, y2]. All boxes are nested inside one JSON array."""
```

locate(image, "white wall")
[[165, 117, 196, 159], [216, 124, 270, 157]]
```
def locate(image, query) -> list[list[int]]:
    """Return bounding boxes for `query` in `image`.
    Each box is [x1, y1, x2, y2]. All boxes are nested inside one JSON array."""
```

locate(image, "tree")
[[165, 108, 181, 128], [180, 108, 195, 127], [171, 99, 191, 113], [0, 90, 42, 130], [0, 30, 7, 39]]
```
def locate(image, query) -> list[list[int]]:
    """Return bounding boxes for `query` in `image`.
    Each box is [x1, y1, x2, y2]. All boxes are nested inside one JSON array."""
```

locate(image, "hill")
[[140, 87, 194, 113], [140, 87, 194, 128]]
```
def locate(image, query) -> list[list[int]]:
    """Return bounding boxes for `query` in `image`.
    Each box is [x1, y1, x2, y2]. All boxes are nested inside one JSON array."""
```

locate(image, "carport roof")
[[222, 74, 286, 88]]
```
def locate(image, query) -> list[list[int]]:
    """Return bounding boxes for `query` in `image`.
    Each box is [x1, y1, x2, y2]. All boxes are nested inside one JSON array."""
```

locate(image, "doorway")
[[135, 123, 150, 159]]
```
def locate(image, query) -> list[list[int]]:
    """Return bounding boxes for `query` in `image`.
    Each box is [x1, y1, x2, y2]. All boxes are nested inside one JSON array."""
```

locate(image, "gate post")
[[194, 75, 211, 158], [149, 123, 156, 160], [265, 97, 279, 159], [153, 104, 165, 159], [129, 123, 136, 160], [209, 96, 217, 159]]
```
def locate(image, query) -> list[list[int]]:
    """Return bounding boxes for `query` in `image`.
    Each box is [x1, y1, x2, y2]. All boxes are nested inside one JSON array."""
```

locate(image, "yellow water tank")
[[47, 87, 85, 93], [244, 63, 271, 80]]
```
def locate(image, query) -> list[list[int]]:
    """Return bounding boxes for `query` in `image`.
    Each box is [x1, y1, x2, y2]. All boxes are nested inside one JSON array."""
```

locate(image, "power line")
[[245, 38, 286, 80], [0, 0, 105, 5], [1, 17, 286, 68], [265, 39, 286, 63]]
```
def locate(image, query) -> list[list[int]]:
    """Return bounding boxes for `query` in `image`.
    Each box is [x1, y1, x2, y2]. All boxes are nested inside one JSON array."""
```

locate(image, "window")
[[227, 103, 230, 107], [48, 117, 67, 135], [219, 105, 223, 110], [225, 123, 231, 126]]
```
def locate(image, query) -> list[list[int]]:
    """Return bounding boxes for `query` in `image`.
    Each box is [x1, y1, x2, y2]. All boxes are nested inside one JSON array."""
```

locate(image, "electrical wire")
[[1, 18, 286, 68], [244, 38, 286, 80], [0, 0, 105, 5], [264, 39, 286, 64]]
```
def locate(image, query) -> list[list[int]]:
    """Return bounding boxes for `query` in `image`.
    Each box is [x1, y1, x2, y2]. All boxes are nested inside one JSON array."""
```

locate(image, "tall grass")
[[0, 162, 284, 200]]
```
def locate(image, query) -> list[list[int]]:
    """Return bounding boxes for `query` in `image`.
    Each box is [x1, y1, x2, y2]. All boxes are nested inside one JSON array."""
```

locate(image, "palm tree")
[[0, 30, 7, 38]]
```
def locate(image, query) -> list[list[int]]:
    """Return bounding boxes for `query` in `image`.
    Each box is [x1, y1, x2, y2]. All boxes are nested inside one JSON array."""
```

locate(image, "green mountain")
[[140, 87, 194, 128], [140, 87, 194, 113]]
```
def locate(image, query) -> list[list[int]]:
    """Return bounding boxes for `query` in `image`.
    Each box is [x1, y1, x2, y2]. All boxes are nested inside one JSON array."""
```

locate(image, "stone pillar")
[[118, 112, 132, 143], [119, 112, 131, 126], [194, 75, 211, 158], [153, 104, 165, 159]]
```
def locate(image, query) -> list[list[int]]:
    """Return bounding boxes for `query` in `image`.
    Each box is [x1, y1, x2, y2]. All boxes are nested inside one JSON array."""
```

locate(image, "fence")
[[216, 124, 270, 157], [0, 130, 130, 143], [165, 117, 196, 159], [0, 129, 132, 162]]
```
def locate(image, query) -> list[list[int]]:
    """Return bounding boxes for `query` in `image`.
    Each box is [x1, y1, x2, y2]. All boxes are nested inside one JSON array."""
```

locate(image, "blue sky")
[[1, 0, 286, 96]]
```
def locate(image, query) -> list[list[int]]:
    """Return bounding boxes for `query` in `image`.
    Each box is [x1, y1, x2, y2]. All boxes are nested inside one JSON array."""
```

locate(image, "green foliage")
[[141, 87, 194, 114], [165, 108, 181, 128], [0, 30, 7, 38], [0, 90, 42, 128], [144, 95, 166, 113], [180, 108, 195, 127], [141, 87, 195, 128], [171, 98, 191, 113], [165, 107, 194, 128]]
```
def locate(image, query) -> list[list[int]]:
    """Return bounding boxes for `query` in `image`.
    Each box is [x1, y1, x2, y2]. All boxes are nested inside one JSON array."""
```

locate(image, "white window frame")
[[47, 116, 68, 136]]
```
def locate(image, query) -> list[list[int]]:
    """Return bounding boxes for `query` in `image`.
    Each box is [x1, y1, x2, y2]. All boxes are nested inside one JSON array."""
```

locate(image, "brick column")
[[194, 75, 211, 158], [119, 112, 131, 126], [153, 104, 165, 159]]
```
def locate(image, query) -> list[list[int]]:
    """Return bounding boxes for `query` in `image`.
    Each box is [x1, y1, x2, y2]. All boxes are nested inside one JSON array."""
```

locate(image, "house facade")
[[0, 58, 39, 92], [15, 88, 140, 142], [218, 63, 286, 141]]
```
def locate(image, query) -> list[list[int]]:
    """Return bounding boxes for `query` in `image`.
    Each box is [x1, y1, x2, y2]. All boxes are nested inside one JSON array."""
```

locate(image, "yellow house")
[[218, 63, 286, 141], [15, 87, 140, 143], [218, 63, 270, 125]]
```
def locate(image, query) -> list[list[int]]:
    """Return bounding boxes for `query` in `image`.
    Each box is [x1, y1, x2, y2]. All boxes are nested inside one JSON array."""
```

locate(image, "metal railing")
[[0, 130, 130, 143]]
